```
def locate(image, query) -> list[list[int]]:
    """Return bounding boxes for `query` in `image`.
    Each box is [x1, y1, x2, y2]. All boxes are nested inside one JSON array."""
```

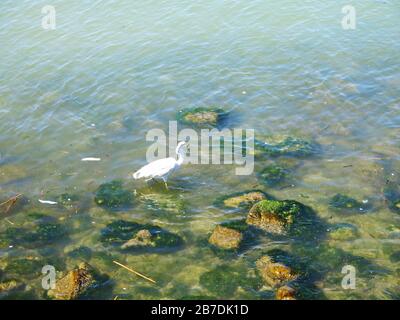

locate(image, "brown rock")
[[208, 225, 243, 250], [121, 229, 154, 249], [223, 191, 266, 208], [246, 200, 301, 235], [256, 256, 297, 287], [184, 111, 218, 125], [0, 280, 20, 293], [276, 285, 296, 300], [48, 263, 94, 300]]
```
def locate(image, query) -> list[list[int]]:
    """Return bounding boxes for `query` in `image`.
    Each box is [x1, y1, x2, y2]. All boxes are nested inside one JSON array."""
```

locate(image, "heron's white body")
[[132, 141, 187, 184]]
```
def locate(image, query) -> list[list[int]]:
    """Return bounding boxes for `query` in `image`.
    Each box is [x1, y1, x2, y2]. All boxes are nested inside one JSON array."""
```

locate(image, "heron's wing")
[[133, 158, 177, 179]]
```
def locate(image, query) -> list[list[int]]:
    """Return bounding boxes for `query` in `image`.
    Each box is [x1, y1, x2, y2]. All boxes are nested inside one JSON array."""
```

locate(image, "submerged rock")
[[0, 237, 11, 249], [121, 229, 153, 249], [4, 257, 43, 279], [100, 220, 183, 251], [256, 255, 298, 287], [48, 263, 95, 300], [66, 246, 93, 261], [0, 164, 29, 185], [177, 107, 227, 127], [246, 200, 301, 235], [276, 285, 296, 300], [94, 180, 134, 209], [199, 264, 261, 297], [328, 224, 358, 241], [255, 135, 318, 158], [34, 223, 68, 242], [57, 193, 80, 208], [215, 190, 268, 209], [258, 165, 287, 187], [389, 251, 400, 263], [208, 225, 243, 250], [384, 182, 400, 214], [3, 221, 68, 248], [329, 194, 370, 213], [390, 200, 400, 213], [139, 193, 187, 215], [0, 280, 19, 293]]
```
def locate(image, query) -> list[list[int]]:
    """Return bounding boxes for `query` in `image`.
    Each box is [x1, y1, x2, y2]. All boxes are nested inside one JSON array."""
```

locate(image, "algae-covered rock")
[[328, 224, 358, 241], [177, 107, 227, 128], [255, 135, 318, 157], [390, 200, 400, 213], [4, 257, 43, 279], [246, 200, 301, 235], [215, 190, 268, 209], [100, 220, 183, 251], [94, 180, 134, 209], [0, 164, 29, 185], [0, 236, 11, 249], [220, 219, 250, 233], [208, 225, 243, 250], [258, 165, 287, 187], [276, 285, 296, 300], [0, 280, 24, 298], [48, 262, 95, 300], [199, 264, 261, 297], [121, 229, 153, 249], [180, 294, 217, 300], [3, 221, 68, 248], [34, 223, 68, 242], [67, 246, 93, 261], [329, 194, 369, 213], [57, 193, 80, 207], [0, 280, 20, 293], [139, 193, 187, 215], [256, 255, 298, 287], [389, 251, 400, 263], [384, 182, 400, 214]]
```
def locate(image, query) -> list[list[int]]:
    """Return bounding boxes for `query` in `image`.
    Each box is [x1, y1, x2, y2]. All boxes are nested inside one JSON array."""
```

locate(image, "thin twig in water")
[[112, 260, 156, 284], [0, 194, 22, 214]]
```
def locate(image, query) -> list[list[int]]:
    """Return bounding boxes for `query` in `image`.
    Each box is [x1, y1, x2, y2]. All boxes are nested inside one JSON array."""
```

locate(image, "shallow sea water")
[[0, 0, 399, 299]]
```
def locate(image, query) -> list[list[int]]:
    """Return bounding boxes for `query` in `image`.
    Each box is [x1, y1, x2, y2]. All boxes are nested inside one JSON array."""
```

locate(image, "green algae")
[[255, 135, 318, 158], [329, 194, 370, 213], [177, 107, 228, 128], [139, 193, 188, 218], [99, 220, 183, 251], [251, 199, 301, 222], [199, 264, 262, 298], [214, 190, 269, 210], [3, 222, 68, 249], [258, 164, 288, 186], [57, 193, 80, 207], [220, 219, 249, 232], [67, 246, 93, 261], [94, 180, 134, 209], [328, 224, 358, 241], [4, 258, 43, 279]]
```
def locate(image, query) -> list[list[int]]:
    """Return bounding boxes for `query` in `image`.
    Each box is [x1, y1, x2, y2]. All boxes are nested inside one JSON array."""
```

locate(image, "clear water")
[[0, 0, 399, 299]]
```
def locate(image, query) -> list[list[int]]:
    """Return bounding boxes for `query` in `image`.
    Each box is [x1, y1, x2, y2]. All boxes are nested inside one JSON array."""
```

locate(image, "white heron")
[[132, 141, 188, 189]]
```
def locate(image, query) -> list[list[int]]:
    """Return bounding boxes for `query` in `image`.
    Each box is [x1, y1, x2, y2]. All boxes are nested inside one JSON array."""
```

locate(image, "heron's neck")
[[176, 150, 185, 165]]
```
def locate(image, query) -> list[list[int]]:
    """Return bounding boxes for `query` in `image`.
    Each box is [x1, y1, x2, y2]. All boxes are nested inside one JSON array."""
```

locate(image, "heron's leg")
[[162, 177, 169, 191]]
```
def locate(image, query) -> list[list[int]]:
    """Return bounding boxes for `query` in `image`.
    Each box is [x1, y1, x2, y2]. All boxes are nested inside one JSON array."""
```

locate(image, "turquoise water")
[[0, 0, 399, 299]]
